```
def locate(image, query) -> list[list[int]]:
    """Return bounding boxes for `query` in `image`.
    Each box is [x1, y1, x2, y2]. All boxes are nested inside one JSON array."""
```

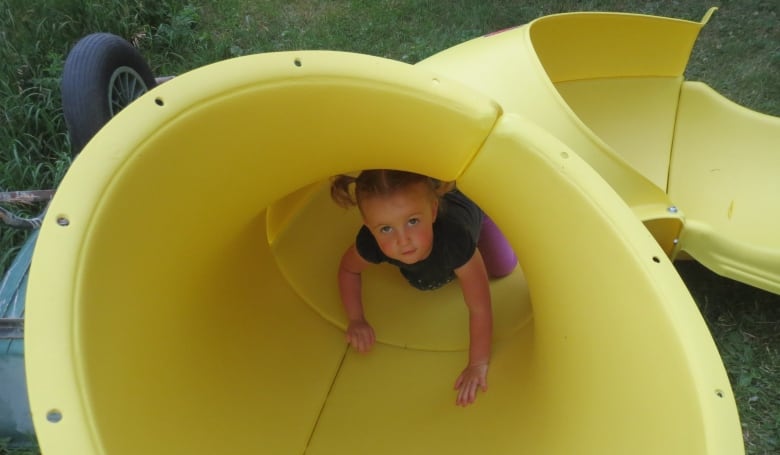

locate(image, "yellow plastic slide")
[[27, 12, 743, 455], [418, 8, 780, 294]]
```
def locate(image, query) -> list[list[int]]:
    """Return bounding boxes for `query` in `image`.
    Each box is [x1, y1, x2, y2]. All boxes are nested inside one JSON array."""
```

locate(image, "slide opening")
[[267, 180, 533, 353], [25, 50, 741, 454], [528, 12, 705, 193]]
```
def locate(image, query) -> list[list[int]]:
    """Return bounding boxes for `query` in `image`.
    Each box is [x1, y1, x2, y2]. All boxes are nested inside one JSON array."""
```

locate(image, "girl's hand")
[[346, 319, 376, 353], [454, 363, 488, 406]]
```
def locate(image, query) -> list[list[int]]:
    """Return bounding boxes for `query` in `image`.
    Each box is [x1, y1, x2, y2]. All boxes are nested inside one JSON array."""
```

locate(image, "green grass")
[[1, 0, 195, 274], [1, 1, 778, 453], [0, 437, 37, 455]]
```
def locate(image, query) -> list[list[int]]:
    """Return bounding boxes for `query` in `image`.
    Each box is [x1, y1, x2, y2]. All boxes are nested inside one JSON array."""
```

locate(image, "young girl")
[[331, 169, 517, 407]]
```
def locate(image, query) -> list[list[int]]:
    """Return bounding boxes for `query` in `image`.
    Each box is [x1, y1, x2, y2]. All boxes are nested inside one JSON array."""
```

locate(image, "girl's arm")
[[453, 249, 493, 406], [338, 244, 375, 353]]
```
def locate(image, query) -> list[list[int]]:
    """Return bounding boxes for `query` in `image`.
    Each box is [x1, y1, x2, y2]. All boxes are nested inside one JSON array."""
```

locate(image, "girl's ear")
[[431, 198, 439, 222]]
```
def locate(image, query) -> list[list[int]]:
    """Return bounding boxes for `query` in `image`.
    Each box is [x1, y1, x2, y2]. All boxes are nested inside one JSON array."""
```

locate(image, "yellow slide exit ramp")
[[26, 50, 741, 453]]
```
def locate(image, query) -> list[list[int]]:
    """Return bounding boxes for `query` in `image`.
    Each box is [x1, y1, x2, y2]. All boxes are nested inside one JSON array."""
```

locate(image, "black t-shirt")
[[355, 190, 483, 290]]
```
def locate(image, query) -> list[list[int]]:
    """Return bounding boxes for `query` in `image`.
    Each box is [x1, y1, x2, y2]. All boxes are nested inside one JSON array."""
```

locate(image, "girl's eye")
[[408, 218, 419, 226], [379, 226, 392, 234]]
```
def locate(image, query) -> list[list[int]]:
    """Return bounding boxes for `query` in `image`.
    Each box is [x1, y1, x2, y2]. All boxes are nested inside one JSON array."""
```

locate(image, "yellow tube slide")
[[26, 51, 741, 453]]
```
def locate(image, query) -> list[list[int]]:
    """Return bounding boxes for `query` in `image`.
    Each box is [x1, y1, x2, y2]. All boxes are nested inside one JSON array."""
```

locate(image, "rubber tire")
[[61, 33, 157, 156]]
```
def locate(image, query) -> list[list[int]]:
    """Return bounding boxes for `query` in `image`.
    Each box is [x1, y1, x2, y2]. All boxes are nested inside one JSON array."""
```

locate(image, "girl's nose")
[[396, 229, 411, 246]]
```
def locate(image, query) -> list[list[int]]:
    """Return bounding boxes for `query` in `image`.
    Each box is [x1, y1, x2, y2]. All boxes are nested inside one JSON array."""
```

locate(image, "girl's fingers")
[[455, 376, 486, 406], [351, 332, 373, 353], [356, 336, 366, 353], [346, 323, 376, 353], [466, 382, 477, 403]]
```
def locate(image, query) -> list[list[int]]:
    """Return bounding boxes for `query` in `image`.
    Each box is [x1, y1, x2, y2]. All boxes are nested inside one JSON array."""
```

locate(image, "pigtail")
[[330, 174, 358, 208], [434, 179, 456, 197]]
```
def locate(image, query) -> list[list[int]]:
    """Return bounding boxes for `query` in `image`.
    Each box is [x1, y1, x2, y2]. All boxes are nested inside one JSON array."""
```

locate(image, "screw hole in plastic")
[[155, 97, 165, 107], [652, 256, 661, 263], [294, 58, 302, 67], [46, 409, 63, 423], [715, 389, 724, 398], [56, 216, 70, 227]]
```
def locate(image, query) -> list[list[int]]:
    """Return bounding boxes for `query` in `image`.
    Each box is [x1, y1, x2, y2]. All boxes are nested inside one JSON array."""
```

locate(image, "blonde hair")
[[330, 170, 454, 210]]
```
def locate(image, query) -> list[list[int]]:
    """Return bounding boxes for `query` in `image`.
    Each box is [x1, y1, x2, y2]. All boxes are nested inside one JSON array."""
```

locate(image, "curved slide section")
[[26, 51, 740, 453], [419, 10, 779, 295]]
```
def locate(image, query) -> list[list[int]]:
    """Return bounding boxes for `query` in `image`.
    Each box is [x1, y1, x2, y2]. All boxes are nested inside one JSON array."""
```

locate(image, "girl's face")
[[360, 183, 439, 264]]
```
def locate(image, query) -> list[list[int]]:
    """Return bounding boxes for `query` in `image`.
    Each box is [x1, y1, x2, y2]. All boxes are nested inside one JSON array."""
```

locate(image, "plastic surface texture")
[[26, 11, 745, 455]]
